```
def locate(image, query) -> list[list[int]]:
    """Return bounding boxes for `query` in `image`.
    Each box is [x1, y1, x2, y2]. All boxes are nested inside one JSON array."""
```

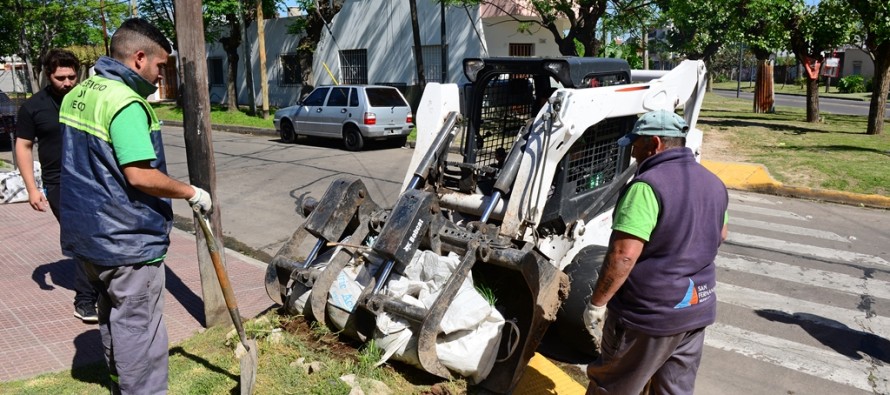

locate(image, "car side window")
[[349, 88, 359, 107], [327, 87, 349, 106], [303, 88, 329, 106]]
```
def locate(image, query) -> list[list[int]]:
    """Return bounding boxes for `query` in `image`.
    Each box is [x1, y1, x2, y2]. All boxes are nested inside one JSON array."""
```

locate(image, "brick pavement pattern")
[[0, 202, 273, 382]]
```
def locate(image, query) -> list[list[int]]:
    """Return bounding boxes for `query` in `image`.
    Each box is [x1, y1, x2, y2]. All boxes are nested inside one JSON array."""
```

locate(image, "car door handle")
[[340, 108, 347, 113], [316, 108, 323, 113]]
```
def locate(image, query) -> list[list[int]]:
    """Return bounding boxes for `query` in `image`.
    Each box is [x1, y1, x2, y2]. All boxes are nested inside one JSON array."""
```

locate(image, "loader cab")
[[459, 57, 635, 232], [461, 57, 631, 170]]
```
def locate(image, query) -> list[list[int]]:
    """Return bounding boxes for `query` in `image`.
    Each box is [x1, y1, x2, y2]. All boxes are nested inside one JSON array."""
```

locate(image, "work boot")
[[74, 303, 98, 323]]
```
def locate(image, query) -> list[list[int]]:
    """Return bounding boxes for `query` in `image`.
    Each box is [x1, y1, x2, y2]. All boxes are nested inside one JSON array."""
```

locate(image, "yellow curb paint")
[[701, 160, 890, 209], [702, 160, 781, 190], [514, 353, 586, 394]]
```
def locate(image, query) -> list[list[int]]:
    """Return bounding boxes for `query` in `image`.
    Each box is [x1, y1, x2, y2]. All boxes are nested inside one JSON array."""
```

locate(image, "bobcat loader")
[[264, 57, 708, 393]]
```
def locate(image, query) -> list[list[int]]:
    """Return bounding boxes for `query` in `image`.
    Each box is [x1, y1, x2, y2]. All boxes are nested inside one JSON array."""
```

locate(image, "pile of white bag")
[[293, 245, 506, 383], [0, 161, 41, 204]]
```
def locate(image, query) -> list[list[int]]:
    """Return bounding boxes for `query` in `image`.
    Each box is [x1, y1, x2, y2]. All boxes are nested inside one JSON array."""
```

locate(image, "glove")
[[187, 185, 212, 213], [583, 302, 608, 345]]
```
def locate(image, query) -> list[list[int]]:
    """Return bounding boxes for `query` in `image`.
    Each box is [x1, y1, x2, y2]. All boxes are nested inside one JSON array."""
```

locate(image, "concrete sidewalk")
[[0, 203, 273, 382]]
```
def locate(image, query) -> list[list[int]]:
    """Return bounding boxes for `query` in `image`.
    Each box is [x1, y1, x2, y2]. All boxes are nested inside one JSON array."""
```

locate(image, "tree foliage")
[[139, 0, 280, 111], [0, 0, 129, 92], [656, 0, 740, 63], [286, 0, 342, 95], [780, 0, 857, 122]]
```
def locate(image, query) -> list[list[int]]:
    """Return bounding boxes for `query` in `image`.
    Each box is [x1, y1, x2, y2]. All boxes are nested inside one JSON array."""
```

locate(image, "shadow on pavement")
[[756, 309, 890, 364]]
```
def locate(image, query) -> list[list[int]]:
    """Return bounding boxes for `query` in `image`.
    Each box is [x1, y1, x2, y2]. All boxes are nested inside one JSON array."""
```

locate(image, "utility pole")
[[174, 0, 229, 328], [257, 0, 269, 119]]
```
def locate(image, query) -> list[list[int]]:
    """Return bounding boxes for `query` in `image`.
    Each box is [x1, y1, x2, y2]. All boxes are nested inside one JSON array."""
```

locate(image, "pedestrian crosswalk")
[[705, 191, 890, 394]]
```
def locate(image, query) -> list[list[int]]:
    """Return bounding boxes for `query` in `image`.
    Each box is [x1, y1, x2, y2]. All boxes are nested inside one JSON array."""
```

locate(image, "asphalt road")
[[160, 126, 415, 257], [713, 89, 890, 117]]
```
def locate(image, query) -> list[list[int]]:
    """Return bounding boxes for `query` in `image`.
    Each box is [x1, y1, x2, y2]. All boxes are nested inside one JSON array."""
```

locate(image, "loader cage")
[[461, 57, 631, 170], [539, 116, 635, 234]]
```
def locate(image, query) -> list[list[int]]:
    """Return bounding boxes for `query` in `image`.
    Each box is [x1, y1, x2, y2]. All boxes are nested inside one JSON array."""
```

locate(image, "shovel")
[[193, 205, 258, 395]]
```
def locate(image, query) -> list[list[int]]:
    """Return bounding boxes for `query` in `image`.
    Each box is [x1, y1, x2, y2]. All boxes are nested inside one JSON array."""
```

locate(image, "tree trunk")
[[754, 59, 774, 113], [409, 0, 425, 89], [805, 76, 820, 122], [866, 48, 889, 135], [221, 14, 242, 112], [298, 47, 314, 99], [16, 11, 37, 93]]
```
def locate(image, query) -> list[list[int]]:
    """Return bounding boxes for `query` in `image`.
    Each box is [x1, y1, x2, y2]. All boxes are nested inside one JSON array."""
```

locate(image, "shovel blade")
[[239, 339, 258, 395]]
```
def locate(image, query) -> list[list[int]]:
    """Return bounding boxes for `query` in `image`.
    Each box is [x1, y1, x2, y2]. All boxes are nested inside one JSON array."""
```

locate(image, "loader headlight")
[[464, 58, 485, 83]]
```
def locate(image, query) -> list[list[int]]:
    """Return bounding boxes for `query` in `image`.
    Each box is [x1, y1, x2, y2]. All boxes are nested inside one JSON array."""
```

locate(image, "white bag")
[[0, 161, 41, 204]]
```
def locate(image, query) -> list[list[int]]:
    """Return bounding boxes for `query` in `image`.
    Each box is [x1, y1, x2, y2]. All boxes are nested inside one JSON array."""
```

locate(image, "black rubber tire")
[[280, 119, 296, 143], [550, 245, 608, 358], [343, 125, 364, 151], [390, 135, 408, 148]]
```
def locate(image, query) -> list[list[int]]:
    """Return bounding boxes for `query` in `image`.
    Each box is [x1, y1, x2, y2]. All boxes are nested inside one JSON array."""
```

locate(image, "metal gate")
[[339, 49, 368, 85]]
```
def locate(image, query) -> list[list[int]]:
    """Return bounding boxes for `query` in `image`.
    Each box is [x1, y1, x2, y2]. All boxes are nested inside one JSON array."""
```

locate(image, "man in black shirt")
[[16, 49, 99, 323]]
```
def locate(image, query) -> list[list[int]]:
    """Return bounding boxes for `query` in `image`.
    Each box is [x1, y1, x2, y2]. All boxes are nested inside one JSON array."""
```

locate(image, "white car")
[[273, 85, 414, 151]]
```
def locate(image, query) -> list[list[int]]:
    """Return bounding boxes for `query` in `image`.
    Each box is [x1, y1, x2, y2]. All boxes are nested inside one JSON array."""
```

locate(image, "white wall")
[[314, 0, 488, 87], [842, 48, 874, 79], [207, 16, 306, 108], [481, 15, 565, 57], [0, 68, 27, 95]]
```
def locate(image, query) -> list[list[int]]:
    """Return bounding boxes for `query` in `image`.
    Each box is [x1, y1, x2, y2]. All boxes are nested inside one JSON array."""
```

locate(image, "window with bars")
[[208, 57, 224, 86], [509, 43, 534, 57], [422, 45, 447, 83], [279, 54, 302, 86], [339, 49, 368, 85]]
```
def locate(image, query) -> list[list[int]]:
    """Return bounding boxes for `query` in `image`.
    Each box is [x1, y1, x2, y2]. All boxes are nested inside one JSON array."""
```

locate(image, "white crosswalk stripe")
[[729, 202, 810, 221], [717, 282, 889, 339], [699, 192, 889, 393], [706, 323, 890, 394], [730, 217, 849, 242], [717, 253, 890, 300], [727, 232, 890, 267]]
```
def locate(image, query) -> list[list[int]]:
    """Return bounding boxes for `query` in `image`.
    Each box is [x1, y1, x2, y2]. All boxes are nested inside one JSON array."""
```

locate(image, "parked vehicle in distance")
[[273, 85, 414, 151]]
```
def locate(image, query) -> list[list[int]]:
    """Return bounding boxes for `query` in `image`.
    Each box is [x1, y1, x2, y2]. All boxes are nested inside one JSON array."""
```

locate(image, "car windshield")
[[366, 88, 406, 107]]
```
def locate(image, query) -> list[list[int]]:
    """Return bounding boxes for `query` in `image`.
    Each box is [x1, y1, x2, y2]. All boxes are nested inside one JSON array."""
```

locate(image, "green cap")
[[618, 109, 689, 146]]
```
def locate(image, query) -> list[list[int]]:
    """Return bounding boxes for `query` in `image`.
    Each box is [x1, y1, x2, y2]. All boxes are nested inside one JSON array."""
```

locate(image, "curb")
[[744, 184, 890, 210], [712, 88, 870, 102], [701, 160, 890, 210], [162, 120, 279, 138]]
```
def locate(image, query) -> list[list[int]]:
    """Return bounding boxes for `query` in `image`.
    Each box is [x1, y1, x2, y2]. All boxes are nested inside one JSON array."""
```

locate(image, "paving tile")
[[0, 202, 274, 382]]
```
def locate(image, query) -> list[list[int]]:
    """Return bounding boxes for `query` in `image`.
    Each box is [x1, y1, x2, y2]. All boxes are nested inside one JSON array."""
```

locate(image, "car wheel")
[[390, 135, 408, 148], [280, 120, 296, 143], [547, 245, 607, 358], [342, 125, 364, 151]]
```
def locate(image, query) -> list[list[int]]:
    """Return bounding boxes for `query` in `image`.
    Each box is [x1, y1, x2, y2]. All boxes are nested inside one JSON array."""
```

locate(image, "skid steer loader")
[[265, 57, 708, 393]]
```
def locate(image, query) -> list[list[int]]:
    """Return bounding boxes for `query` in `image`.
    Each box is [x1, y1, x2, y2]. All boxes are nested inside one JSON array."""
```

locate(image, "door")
[[294, 87, 329, 136], [319, 86, 351, 136]]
